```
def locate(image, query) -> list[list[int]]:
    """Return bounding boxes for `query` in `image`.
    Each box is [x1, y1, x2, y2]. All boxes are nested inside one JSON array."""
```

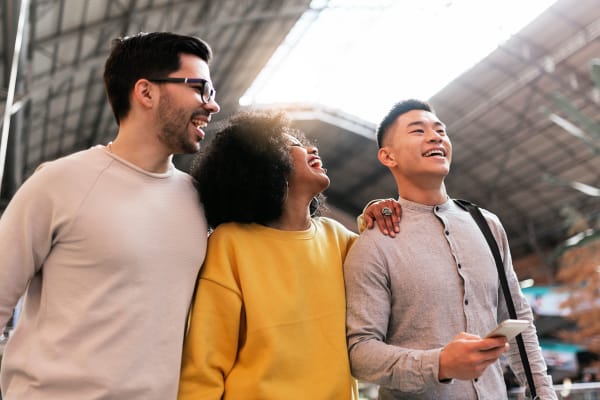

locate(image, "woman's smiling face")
[[286, 134, 330, 196]]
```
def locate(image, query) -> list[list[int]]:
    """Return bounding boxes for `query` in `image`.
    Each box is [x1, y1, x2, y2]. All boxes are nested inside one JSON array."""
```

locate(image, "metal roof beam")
[[448, 17, 600, 132], [30, 0, 308, 50]]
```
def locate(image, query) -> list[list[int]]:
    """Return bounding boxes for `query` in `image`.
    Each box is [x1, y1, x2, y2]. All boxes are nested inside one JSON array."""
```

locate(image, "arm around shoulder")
[[356, 198, 401, 236]]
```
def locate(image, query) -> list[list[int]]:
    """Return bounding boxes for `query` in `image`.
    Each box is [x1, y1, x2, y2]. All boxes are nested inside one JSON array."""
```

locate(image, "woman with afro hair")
[[178, 110, 392, 399]]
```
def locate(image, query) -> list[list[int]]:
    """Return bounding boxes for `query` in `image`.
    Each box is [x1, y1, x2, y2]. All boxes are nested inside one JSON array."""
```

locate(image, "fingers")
[[391, 202, 402, 230], [381, 201, 400, 236], [376, 212, 395, 238], [365, 215, 375, 230], [365, 198, 400, 237], [474, 343, 509, 375], [483, 336, 509, 347], [454, 333, 508, 351], [439, 335, 509, 381], [453, 332, 481, 340], [478, 337, 509, 353]]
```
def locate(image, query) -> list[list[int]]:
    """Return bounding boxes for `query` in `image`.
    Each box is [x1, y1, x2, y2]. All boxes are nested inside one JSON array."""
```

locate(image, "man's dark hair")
[[103, 32, 212, 124], [376, 99, 434, 147], [192, 110, 324, 229]]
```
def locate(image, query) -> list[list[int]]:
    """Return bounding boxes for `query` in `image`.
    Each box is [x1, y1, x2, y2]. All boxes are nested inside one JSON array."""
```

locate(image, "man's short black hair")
[[103, 32, 212, 125], [376, 99, 434, 147]]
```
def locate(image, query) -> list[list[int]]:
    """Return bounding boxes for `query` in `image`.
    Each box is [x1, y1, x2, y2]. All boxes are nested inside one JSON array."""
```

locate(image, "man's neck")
[[396, 178, 448, 206], [109, 130, 173, 173]]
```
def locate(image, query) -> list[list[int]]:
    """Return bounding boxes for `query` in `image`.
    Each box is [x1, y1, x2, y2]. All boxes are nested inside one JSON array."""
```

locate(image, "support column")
[[1, 0, 29, 205]]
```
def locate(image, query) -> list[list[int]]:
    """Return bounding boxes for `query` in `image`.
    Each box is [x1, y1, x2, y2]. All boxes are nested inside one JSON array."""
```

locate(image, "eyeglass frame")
[[147, 77, 216, 104]]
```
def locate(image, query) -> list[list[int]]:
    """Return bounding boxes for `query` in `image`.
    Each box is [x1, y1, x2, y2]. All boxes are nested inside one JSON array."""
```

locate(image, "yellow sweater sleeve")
[[178, 233, 243, 400]]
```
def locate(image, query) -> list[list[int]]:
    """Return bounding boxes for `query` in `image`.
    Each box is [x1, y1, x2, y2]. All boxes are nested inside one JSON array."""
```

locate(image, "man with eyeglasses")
[[0, 32, 220, 399]]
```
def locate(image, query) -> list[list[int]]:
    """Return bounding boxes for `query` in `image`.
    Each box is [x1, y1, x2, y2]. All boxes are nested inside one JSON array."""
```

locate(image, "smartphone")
[[485, 319, 529, 340]]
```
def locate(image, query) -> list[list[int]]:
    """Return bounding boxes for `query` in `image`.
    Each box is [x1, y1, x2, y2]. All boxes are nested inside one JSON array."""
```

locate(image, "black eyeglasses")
[[147, 77, 216, 104]]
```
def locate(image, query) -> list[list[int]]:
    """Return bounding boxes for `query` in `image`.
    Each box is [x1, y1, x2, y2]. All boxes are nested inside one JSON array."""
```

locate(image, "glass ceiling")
[[240, 0, 558, 124]]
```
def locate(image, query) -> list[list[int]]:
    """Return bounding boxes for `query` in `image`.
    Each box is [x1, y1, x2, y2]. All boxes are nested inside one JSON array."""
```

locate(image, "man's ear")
[[131, 79, 155, 109], [378, 146, 396, 168]]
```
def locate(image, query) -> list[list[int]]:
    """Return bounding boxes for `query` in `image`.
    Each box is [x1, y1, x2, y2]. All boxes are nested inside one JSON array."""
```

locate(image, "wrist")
[[438, 348, 451, 381]]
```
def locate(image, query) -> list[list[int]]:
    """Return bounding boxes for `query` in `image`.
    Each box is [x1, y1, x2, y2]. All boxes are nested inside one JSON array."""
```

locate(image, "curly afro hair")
[[192, 109, 324, 229]]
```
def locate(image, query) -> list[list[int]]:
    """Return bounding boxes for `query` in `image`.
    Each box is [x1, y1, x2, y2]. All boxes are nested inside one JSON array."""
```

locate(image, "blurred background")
[[1, 0, 599, 398]]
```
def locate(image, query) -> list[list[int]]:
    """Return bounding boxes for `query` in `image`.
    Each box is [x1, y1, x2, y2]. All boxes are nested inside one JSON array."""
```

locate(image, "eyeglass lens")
[[202, 81, 215, 103]]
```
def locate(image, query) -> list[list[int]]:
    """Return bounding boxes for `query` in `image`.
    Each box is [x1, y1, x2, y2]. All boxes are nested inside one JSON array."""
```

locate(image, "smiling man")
[[0, 32, 220, 399], [343, 99, 556, 399]]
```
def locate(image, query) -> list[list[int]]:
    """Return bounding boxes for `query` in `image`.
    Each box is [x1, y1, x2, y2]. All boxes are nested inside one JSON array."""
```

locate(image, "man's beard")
[[157, 94, 201, 155]]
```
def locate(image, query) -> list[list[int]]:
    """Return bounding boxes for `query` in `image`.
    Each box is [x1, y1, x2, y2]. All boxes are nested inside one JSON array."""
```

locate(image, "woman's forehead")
[[285, 133, 302, 145]]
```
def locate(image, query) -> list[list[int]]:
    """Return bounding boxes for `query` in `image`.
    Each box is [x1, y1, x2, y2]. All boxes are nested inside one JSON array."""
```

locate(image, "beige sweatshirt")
[[0, 146, 207, 399]]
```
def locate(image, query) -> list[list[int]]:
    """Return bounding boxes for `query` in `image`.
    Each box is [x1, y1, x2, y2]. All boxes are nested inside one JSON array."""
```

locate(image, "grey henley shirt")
[[344, 197, 556, 400]]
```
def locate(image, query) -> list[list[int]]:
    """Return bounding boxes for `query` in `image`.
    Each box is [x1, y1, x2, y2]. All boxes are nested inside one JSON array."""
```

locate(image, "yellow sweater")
[[178, 217, 357, 400]]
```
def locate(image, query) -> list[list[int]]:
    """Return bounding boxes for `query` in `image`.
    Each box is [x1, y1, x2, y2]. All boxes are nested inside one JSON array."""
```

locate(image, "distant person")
[[0, 32, 220, 399], [178, 110, 396, 400], [344, 99, 556, 399]]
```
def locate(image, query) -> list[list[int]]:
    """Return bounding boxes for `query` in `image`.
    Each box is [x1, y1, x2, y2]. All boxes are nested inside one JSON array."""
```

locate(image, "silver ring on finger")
[[381, 207, 393, 217]]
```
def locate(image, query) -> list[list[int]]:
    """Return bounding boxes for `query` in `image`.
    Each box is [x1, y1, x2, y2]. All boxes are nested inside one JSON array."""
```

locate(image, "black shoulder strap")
[[454, 199, 538, 399]]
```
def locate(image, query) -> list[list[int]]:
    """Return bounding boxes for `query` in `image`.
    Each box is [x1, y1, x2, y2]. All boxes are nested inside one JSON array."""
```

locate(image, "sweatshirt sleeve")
[[0, 165, 59, 330], [178, 230, 243, 400]]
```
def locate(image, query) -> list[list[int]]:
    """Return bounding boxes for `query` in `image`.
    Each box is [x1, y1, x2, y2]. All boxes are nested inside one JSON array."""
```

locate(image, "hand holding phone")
[[485, 319, 529, 340]]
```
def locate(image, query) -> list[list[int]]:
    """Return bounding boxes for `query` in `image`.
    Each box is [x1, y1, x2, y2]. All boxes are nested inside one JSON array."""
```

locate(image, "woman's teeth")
[[309, 158, 324, 169]]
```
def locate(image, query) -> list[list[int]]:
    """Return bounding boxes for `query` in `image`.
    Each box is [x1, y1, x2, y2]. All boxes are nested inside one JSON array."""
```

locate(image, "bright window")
[[240, 0, 558, 124]]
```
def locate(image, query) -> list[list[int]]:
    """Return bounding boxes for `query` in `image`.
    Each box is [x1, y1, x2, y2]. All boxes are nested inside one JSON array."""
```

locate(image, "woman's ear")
[[378, 147, 396, 168]]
